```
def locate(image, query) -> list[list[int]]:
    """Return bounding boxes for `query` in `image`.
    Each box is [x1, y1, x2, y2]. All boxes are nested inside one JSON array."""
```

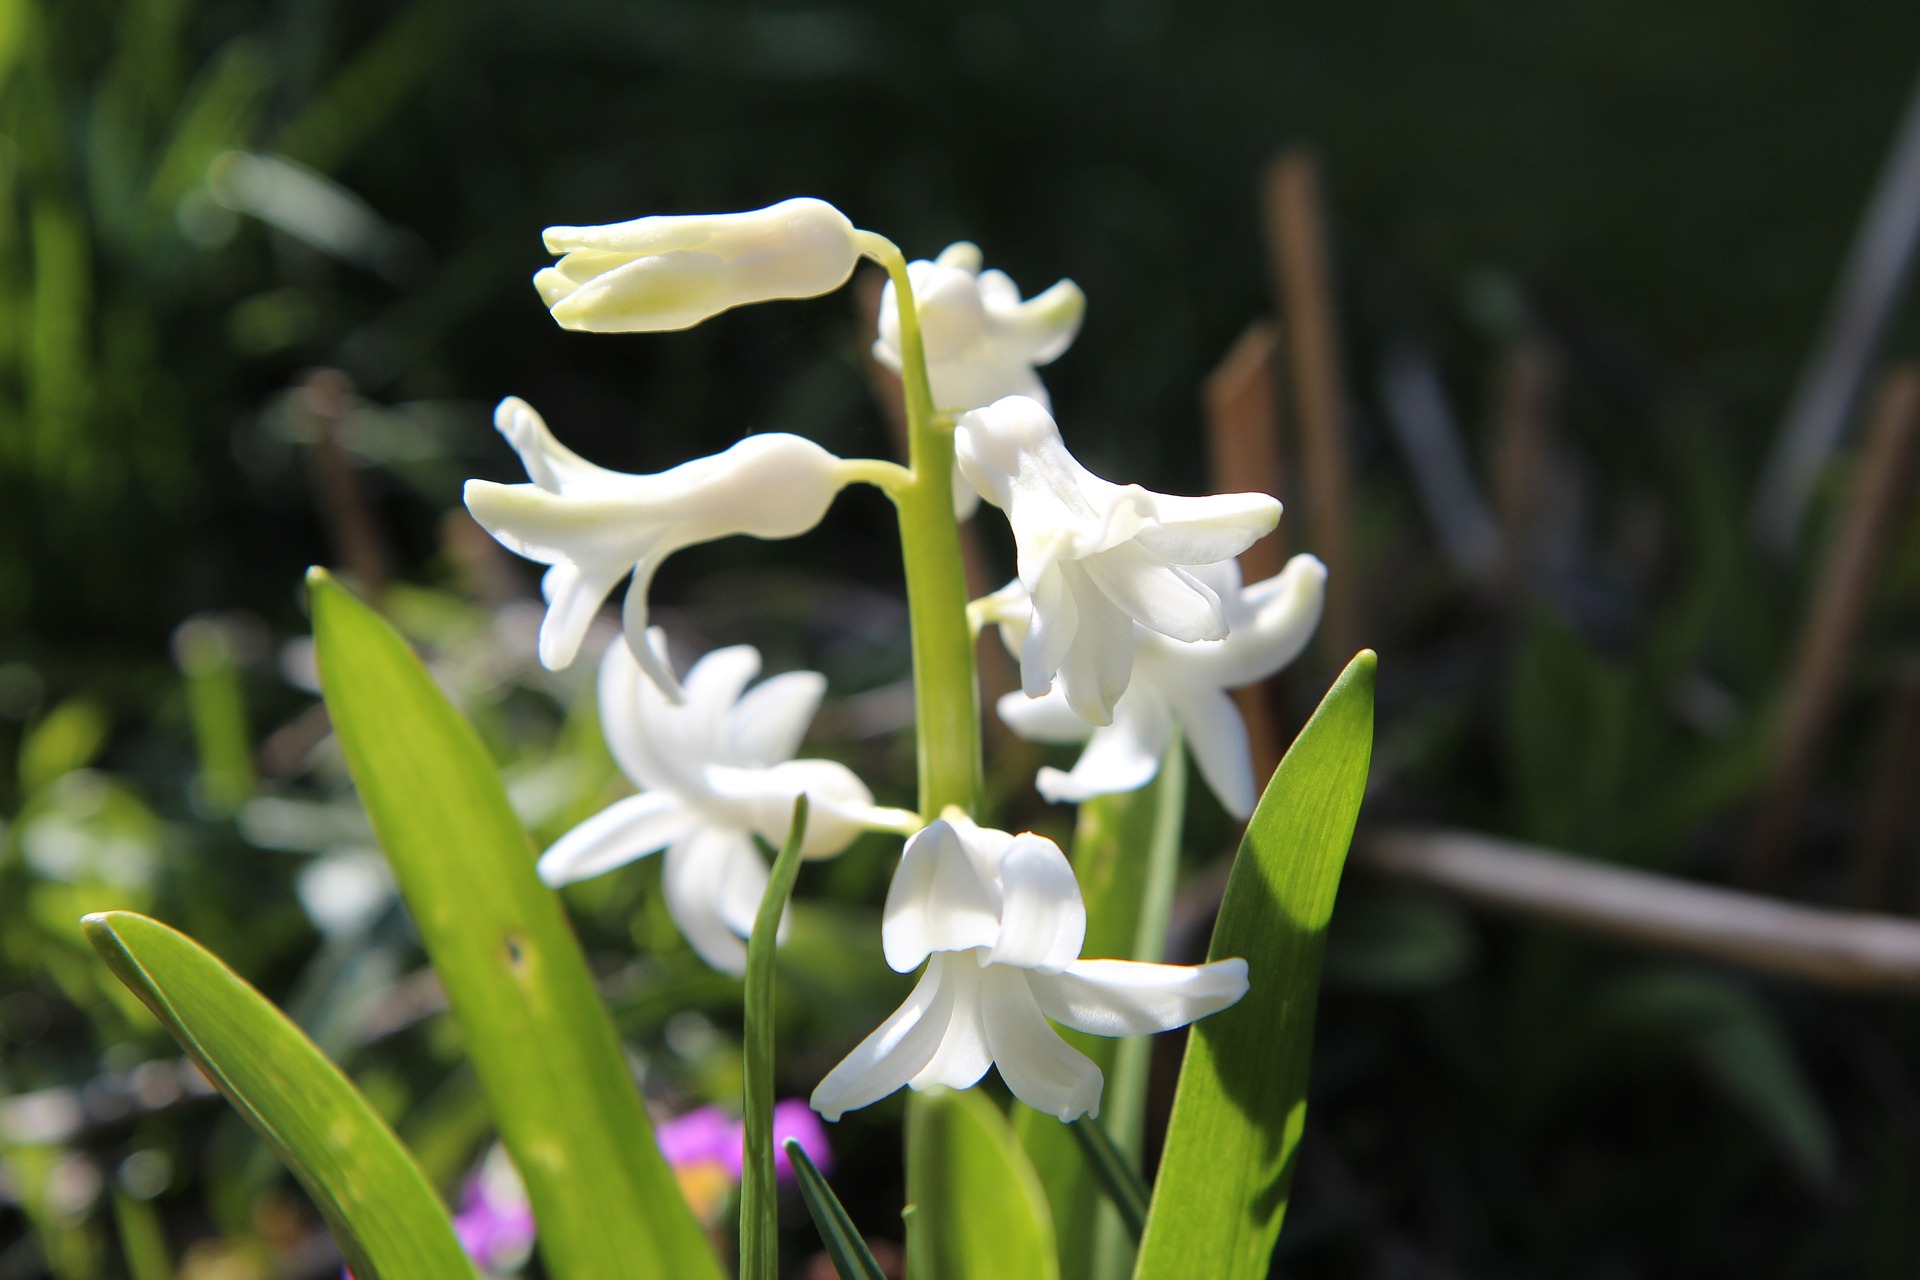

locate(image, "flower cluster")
[[463, 197, 1327, 1123]]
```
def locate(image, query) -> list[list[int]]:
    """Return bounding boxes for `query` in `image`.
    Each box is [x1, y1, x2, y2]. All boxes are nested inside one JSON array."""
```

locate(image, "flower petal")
[[1127, 491, 1282, 564], [1036, 687, 1171, 805], [537, 559, 629, 671], [1193, 554, 1326, 688], [707, 757, 906, 857], [1028, 957, 1249, 1037], [726, 670, 826, 766], [810, 958, 960, 1121], [883, 819, 1003, 973], [679, 645, 762, 756], [1080, 542, 1225, 643], [662, 827, 767, 975], [980, 967, 1103, 1121], [537, 791, 692, 886], [986, 835, 1086, 974], [906, 955, 993, 1091], [1168, 683, 1257, 820], [493, 396, 606, 494], [596, 631, 676, 789], [1052, 566, 1135, 725], [1019, 562, 1077, 700], [995, 688, 1092, 745]]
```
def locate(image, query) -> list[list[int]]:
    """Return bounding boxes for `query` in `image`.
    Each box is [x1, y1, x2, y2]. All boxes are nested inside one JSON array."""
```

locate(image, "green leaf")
[[785, 1139, 886, 1280], [18, 695, 108, 797], [308, 569, 723, 1280], [1015, 732, 1184, 1280], [80, 912, 476, 1280], [1065, 1118, 1148, 1240], [1133, 651, 1375, 1280], [906, 1088, 1059, 1280], [740, 797, 808, 1280]]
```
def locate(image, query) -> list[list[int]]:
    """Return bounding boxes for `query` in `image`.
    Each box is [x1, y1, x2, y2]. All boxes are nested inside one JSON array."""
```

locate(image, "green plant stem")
[[857, 230, 981, 819], [740, 796, 811, 1280], [1066, 1119, 1149, 1240]]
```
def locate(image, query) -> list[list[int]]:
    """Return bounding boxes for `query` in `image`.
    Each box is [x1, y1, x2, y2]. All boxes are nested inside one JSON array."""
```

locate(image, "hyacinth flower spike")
[[538, 633, 917, 974], [984, 553, 1327, 818], [535, 197, 863, 333], [463, 396, 857, 691], [955, 394, 1282, 726], [810, 814, 1247, 1122]]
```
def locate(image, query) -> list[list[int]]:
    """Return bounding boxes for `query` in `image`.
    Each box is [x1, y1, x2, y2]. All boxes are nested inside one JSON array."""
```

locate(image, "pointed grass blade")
[[1133, 651, 1375, 1280], [82, 912, 476, 1280], [785, 1139, 886, 1280], [740, 797, 808, 1280], [307, 569, 722, 1280], [907, 1088, 1059, 1280]]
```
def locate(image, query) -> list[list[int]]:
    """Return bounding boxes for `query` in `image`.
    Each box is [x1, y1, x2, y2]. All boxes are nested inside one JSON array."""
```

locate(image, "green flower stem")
[[857, 231, 982, 818], [740, 796, 811, 1280]]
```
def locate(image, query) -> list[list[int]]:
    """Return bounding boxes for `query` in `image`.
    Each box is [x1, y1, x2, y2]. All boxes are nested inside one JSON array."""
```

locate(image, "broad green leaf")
[[81, 911, 475, 1280], [1015, 733, 1184, 1280], [308, 569, 723, 1280], [740, 798, 808, 1280], [907, 1088, 1059, 1280], [786, 1139, 886, 1280], [1133, 651, 1375, 1280]]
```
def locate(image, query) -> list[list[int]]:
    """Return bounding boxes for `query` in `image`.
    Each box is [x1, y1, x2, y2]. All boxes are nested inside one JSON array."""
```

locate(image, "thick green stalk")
[[740, 797, 811, 1280], [857, 232, 982, 818]]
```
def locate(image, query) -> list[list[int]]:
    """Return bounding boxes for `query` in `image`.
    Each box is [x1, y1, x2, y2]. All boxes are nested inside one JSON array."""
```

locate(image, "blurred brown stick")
[[1263, 148, 1361, 664], [1744, 366, 1920, 886], [300, 368, 388, 600], [1362, 827, 1920, 994], [1204, 320, 1288, 780], [1849, 658, 1920, 909], [1488, 337, 1558, 596]]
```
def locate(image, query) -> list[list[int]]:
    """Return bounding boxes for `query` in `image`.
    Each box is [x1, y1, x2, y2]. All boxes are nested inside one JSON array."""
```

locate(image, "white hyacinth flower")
[[464, 397, 849, 693], [874, 244, 1085, 520], [538, 633, 917, 975], [984, 555, 1326, 819], [534, 197, 861, 333], [810, 814, 1247, 1122], [955, 395, 1281, 726]]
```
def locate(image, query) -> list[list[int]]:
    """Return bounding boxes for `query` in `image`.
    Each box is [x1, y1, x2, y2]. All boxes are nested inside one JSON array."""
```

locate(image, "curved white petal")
[[995, 688, 1092, 745], [810, 958, 959, 1121], [537, 791, 692, 886], [494, 397, 608, 493], [1080, 543, 1224, 643], [596, 634, 675, 791], [980, 967, 1103, 1121], [1169, 683, 1256, 820], [662, 827, 766, 975], [708, 757, 903, 857], [986, 836, 1086, 974], [1127, 491, 1282, 564], [536, 559, 629, 671], [726, 670, 826, 766], [1036, 687, 1171, 805], [1029, 957, 1249, 1037], [906, 955, 993, 1091], [1052, 567, 1134, 726], [619, 563, 683, 699], [1019, 563, 1078, 701], [679, 645, 762, 757], [1195, 554, 1326, 688], [883, 819, 1001, 973]]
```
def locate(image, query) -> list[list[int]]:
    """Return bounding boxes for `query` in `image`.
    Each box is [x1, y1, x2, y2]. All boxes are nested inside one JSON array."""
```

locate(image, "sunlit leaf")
[[907, 1087, 1058, 1280], [82, 911, 476, 1280], [308, 569, 723, 1280], [1133, 651, 1375, 1280]]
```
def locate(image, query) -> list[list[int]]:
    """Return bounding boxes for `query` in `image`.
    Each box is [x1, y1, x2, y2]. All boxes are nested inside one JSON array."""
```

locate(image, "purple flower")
[[654, 1099, 834, 1183], [452, 1170, 536, 1272]]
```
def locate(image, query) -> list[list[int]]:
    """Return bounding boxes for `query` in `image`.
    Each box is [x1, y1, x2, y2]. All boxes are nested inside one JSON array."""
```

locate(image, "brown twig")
[[300, 368, 389, 600], [1849, 657, 1920, 910], [1263, 148, 1361, 665], [1488, 337, 1558, 596], [1203, 319, 1289, 779], [1362, 827, 1920, 994], [1744, 366, 1920, 886]]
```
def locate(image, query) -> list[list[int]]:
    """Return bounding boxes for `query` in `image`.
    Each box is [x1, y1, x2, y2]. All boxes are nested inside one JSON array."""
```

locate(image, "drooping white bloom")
[[534, 198, 861, 333], [984, 555, 1326, 819], [874, 242, 1085, 416], [955, 395, 1281, 726], [463, 397, 848, 692], [538, 634, 917, 975], [810, 814, 1247, 1122]]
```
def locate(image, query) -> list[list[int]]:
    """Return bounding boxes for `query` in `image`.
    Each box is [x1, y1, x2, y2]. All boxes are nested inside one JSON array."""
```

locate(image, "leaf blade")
[[1132, 651, 1376, 1280], [907, 1088, 1059, 1280], [82, 912, 475, 1280], [308, 569, 722, 1280]]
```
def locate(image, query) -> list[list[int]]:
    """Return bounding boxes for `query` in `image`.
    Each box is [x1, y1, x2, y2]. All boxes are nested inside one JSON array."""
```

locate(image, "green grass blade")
[[1133, 651, 1375, 1280], [81, 911, 476, 1280], [111, 1191, 175, 1280], [741, 797, 809, 1280], [785, 1139, 886, 1280], [907, 1088, 1059, 1280], [1066, 1118, 1148, 1239], [308, 569, 723, 1280], [1015, 732, 1184, 1280]]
